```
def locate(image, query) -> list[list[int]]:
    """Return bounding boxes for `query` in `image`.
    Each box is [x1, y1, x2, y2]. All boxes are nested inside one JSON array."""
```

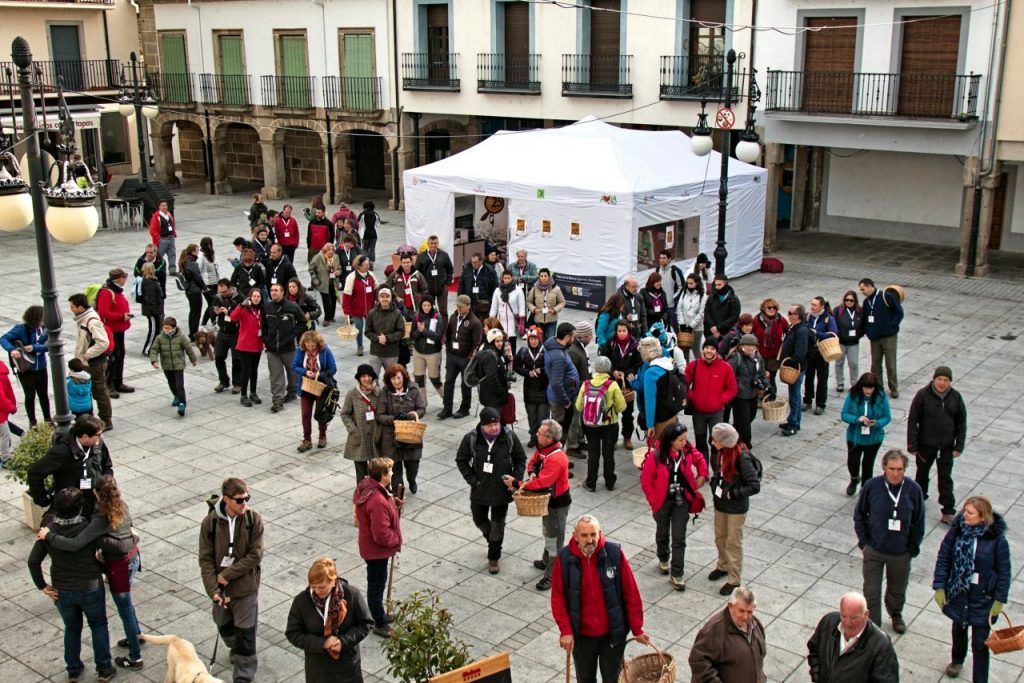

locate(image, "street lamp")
[[117, 51, 159, 184], [0, 37, 105, 432], [689, 49, 762, 277]]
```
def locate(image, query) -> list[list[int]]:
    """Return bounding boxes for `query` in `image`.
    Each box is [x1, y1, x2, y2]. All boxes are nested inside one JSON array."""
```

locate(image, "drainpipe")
[[391, 0, 402, 209], [102, 11, 112, 65], [326, 110, 335, 202], [411, 111, 421, 167]]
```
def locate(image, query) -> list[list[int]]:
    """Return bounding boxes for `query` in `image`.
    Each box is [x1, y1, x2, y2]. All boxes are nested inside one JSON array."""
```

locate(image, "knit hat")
[[479, 407, 500, 425], [639, 337, 662, 363], [455, 294, 472, 307], [934, 366, 953, 381], [574, 321, 594, 338], [711, 423, 740, 449], [593, 356, 612, 374], [739, 334, 758, 347], [377, 287, 393, 298], [702, 338, 718, 350], [486, 328, 504, 343], [525, 325, 542, 339], [354, 364, 377, 381]]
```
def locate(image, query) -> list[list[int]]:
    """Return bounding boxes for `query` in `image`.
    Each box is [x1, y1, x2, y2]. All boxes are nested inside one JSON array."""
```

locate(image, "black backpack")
[[655, 370, 687, 423], [743, 449, 764, 486]]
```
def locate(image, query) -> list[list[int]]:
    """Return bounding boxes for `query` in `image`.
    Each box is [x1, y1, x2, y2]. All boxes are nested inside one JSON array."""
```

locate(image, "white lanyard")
[[79, 444, 91, 479], [428, 252, 438, 265], [456, 315, 465, 330], [484, 437, 497, 462], [313, 593, 331, 623], [226, 515, 237, 557], [473, 269, 481, 286], [527, 348, 541, 364], [847, 308, 856, 323], [887, 483, 903, 517], [670, 452, 684, 476]]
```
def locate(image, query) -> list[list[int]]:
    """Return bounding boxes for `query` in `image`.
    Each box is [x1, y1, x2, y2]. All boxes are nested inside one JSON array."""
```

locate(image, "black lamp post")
[[690, 49, 762, 278], [118, 51, 159, 184]]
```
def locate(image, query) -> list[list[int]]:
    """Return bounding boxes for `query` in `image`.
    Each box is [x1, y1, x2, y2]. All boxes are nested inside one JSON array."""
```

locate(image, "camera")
[[669, 483, 685, 507]]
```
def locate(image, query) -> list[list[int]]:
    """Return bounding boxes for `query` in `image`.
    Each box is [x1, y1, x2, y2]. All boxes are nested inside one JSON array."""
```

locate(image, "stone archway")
[[153, 116, 207, 188], [281, 127, 327, 194], [213, 122, 263, 195]]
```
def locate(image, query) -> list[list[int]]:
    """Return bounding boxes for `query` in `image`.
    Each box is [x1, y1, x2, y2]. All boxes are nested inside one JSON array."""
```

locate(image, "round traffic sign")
[[715, 107, 736, 130]]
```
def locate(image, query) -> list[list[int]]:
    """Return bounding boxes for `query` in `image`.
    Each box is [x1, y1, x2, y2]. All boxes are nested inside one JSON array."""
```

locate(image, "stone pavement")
[[0, 190, 1021, 682]]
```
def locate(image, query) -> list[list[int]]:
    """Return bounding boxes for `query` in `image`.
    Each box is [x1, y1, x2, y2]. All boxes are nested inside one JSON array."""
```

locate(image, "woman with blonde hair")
[[286, 557, 373, 682], [139, 262, 164, 356], [292, 330, 337, 452], [308, 242, 342, 325]]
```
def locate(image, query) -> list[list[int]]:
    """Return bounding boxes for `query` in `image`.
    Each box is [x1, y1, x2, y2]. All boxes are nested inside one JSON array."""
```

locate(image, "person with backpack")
[[1, 305, 51, 427], [633, 337, 680, 445], [199, 477, 264, 683], [575, 356, 626, 492], [601, 321, 641, 451], [640, 423, 708, 591], [149, 316, 198, 417], [68, 293, 113, 431], [684, 341, 738, 461], [544, 323, 580, 441], [95, 269, 134, 399], [708, 423, 760, 595], [357, 200, 382, 268], [474, 328, 512, 424]]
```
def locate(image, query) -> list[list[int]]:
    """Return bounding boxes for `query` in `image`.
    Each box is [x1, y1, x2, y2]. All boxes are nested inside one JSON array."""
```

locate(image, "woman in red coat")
[[752, 297, 789, 398], [229, 289, 265, 407], [640, 423, 707, 591], [517, 419, 571, 592], [341, 255, 377, 356], [353, 457, 403, 637]]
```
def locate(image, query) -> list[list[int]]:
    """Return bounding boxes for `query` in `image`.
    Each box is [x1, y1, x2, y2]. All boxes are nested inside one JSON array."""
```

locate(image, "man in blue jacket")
[[779, 305, 813, 437], [544, 323, 580, 439], [858, 279, 904, 398], [853, 449, 925, 634]]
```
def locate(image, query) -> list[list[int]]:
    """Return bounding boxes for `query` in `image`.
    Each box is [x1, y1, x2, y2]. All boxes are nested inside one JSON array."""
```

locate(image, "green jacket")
[[149, 330, 197, 370]]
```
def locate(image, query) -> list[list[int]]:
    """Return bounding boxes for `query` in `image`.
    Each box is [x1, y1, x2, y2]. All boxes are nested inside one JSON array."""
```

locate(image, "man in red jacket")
[[551, 514, 649, 683], [518, 419, 572, 591], [273, 204, 300, 263], [148, 200, 178, 275], [684, 340, 738, 460], [96, 269, 134, 397]]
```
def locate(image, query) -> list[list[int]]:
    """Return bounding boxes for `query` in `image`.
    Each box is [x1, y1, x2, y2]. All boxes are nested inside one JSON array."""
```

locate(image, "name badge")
[[868, 315, 875, 323], [452, 341, 459, 350], [431, 268, 438, 276], [861, 425, 871, 436], [365, 410, 375, 421], [629, 313, 637, 321], [848, 329, 856, 337], [888, 519, 901, 532], [329, 272, 336, 279], [80, 478, 92, 490], [220, 556, 235, 568], [482, 462, 494, 474], [257, 328, 262, 337], [248, 278, 256, 286], [542, 306, 549, 315], [270, 278, 278, 285], [971, 572, 980, 585], [653, 303, 662, 312], [283, 231, 291, 238], [472, 286, 479, 294], [714, 485, 723, 499], [426, 338, 436, 345]]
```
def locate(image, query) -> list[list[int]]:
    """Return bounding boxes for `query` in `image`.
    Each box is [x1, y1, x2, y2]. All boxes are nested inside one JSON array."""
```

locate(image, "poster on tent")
[[554, 273, 616, 312], [637, 220, 685, 268]]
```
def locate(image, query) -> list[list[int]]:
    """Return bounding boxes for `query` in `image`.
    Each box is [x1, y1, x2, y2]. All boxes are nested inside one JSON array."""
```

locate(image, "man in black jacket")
[[807, 592, 899, 682], [618, 278, 647, 339], [907, 366, 968, 525], [211, 279, 244, 393], [415, 235, 455, 320], [439, 296, 482, 419], [265, 244, 298, 289], [263, 283, 304, 412], [27, 488, 116, 681], [134, 243, 167, 301], [779, 305, 813, 437], [27, 415, 112, 515], [704, 274, 741, 343], [455, 408, 526, 574], [458, 253, 497, 321]]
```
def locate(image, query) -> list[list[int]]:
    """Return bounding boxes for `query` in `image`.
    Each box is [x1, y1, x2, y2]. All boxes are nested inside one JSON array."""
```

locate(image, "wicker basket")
[[512, 490, 550, 517], [618, 638, 676, 683], [393, 414, 426, 445], [761, 398, 788, 422], [632, 446, 651, 469], [301, 376, 327, 397], [884, 284, 906, 303], [337, 315, 358, 341], [986, 612, 1024, 654], [676, 331, 695, 349], [778, 358, 801, 386], [404, 321, 412, 339], [816, 332, 842, 363]]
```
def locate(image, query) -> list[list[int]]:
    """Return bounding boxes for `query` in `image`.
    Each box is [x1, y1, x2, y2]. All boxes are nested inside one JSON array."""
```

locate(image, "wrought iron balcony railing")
[[261, 75, 317, 109], [561, 54, 632, 97], [322, 76, 382, 112], [477, 53, 540, 94], [401, 53, 460, 91]]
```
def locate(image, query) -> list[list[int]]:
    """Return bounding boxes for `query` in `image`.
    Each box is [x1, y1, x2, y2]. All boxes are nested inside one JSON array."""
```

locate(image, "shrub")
[[5, 423, 55, 488], [381, 590, 469, 683]]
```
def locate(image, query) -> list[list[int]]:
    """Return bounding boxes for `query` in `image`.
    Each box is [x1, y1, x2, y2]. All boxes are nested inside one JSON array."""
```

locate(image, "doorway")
[[353, 132, 385, 190], [50, 25, 83, 91]]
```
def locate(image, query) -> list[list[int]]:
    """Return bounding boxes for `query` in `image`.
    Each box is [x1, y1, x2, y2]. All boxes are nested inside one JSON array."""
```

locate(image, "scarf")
[[947, 517, 988, 599], [305, 350, 320, 374], [105, 279, 124, 294], [311, 579, 347, 658], [500, 281, 515, 303], [535, 279, 554, 292]]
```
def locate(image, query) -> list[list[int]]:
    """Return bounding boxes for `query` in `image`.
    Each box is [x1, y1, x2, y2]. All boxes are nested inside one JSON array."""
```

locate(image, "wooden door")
[[503, 1, 530, 84], [802, 17, 856, 113], [589, 0, 620, 88], [427, 4, 450, 83], [898, 16, 960, 117], [988, 173, 1008, 251], [354, 134, 385, 189]]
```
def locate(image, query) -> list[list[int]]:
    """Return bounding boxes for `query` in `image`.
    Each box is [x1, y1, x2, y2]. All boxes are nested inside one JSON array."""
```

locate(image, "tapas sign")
[[715, 107, 736, 130]]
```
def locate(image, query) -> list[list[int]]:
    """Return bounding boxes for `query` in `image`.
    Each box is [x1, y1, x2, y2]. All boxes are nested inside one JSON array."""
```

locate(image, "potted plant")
[[381, 591, 469, 683], [5, 423, 54, 529]]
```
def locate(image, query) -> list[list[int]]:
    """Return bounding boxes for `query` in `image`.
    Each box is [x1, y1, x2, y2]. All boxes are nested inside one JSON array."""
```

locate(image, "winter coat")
[[841, 391, 891, 446], [306, 217, 335, 254], [526, 285, 565, 325], [27, 433, 113, 511], [375, 386, 427, 460], [96, 283, 132, 333], [689, 606, 767, 683], [140, 278, 164, 317], [340, 386, 379, 461], [752, 312, 789, 360], [66, 372, 93, 413], [341, 272, 377, 319], [600, 337, 642, 390], [229, 303, 265, 353], [514, 343, 548, 404], [703, 285, 741, 338], [489, 287, 526, 336], [833, 304, 864, 346], [291, 347, 337, 394], [862, 289, 903, 340], [907, 384, 967, 453], [807, 611, 899, 683], [286, 579, 372, 683], [149, 330, 197, 370], [148, 210, 176, 244], [385, 269, 427, 311], [181, 258, 205, 295], [806, 310, 840, 358], [684, 357, 738, 414], [273, 215, 300, 248], [575, 373, 626, 426], [446, 310, 483, 357], [289, 290, 322, 329], [410, 310, 443, 355], [414, 248, 455, 296], [711, 448, 761, 515], [263, 298, 304, 353], [594, 312, 622, 347], [212, 291, 244, 338], [353, 477, 402, 560], [567, 339, 591, 384], [308, 252, 342, 295], [507, 260, 539, 292], [1, 323, 48, 371], [619, 288, 647, 337], [676, 289, 705, 331], [0, 361, 15, 424], [364, 304, 405, 358], [231, 262, 265, 296], [73, 308, 109, 363], [335, 244, 361, 281], [265, 257, 297, 289], [458, 264, 498, 310], [640, 442, 707, 512], [198, 253, 220, 289], [641, 288, 670, 328], [476, 345, 509, 409], [854, 476, 925, 557], [728, 350, 767, 401], [27, 519, 103, 593], [520, 443, 572, 507], [543, 337, 579, 405], [779, 321, 813, 370], [933, 513, 1011, 627], [198, 501, 264, 599], [455, 426, 527, 507]]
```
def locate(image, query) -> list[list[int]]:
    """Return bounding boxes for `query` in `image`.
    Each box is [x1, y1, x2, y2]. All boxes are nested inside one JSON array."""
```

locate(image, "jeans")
[[573, 633, 627, 683], [803, 350, 830, 408], [583, 424, 618, 488], [541, 321, 557, 341], [915, 446, 957, 515], [105, 331, 127, 388], [163, 369, 186, 405], [654, 497, 689, 578], [869, 335, 899, 394], [238, 350, 262, 395], [55, 584, 112, 676], [214, 334, 241, 387], [786, 371, 806, 429], [862, 546, 911, 625], [952, 621, 991, 682], [365, 558, 390, 627], [442, 353, 472, 412], [112, 554, 142, 660], [835, 343, 860, 390], [470, 503, 508, 560], [524, 401, 549, 442], [847, 441, 882, 483], [16, 369, 51, 424], [353, 316, 366, 349]]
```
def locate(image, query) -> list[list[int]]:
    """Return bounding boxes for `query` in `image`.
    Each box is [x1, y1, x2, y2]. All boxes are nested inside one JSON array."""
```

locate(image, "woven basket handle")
[[620, 637, 667, 683], [990, 610, 1012, 628]]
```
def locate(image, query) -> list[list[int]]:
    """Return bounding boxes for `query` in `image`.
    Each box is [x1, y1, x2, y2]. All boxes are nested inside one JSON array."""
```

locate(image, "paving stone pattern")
[[0, 192, 1021, 682]]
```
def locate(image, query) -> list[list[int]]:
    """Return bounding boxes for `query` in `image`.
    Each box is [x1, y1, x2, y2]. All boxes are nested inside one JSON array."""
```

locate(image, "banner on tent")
[[555, 273, 616, 312]]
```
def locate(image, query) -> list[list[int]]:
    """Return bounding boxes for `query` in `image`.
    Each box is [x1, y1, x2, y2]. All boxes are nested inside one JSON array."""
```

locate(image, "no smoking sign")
[[715, 107, 736, 130]]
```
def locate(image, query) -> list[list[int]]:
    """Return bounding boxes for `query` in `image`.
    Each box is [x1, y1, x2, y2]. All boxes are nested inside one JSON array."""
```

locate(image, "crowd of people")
[[1, 194, 1005, 683]]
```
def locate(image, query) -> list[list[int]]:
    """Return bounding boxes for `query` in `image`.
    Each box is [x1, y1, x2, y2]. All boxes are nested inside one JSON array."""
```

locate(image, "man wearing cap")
[[907, 366, 967, 525], [727, 334, 767, 448], [684, 340, 737, 461], [364, 288, 406, 376], [96, 268, 134, 398], [565, 321, 594, 458], [455, 407, 526, 574], [439, 295, 483, 419]]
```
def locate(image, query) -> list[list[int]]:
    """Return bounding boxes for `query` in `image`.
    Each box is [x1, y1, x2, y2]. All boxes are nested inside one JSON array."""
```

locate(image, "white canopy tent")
[[403, 116, 767, 282]]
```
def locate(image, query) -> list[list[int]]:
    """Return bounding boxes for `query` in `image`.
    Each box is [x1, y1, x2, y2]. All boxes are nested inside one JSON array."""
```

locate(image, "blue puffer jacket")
[[543, 337, 578, 405], [0, 323, 48, 371], [933, 513, 1011, 627], [840, 391, 891, 446]]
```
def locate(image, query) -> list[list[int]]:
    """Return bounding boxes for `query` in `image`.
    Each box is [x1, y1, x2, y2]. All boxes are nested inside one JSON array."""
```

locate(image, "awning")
[[2, 108, 101, 135]]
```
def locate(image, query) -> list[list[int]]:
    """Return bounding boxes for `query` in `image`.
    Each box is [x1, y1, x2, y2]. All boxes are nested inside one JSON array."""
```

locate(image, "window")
[[426, 4, 450, 81], [100, 112, 129, 165], [688, 0, 725, 86], [158, 32, 190, 103], [215, 32, 248, 105]]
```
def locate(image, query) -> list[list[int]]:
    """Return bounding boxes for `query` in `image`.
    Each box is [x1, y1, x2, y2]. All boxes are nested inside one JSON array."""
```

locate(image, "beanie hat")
[[934, 366, 953, 381], [711, 423, 740, 449], [639, 337, 662, 363], [455, 294, 472, 307], [739, 334, 758, 347], [479, 407, 500, 425], [702, 338, 718, 350], [486, 328, 504, 343], [593, 355, 612, 374], [574, 321, 594, 338]]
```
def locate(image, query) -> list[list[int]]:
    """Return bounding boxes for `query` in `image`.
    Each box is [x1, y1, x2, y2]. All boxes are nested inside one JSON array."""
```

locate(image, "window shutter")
[[801, 17, 856, 114], [159, 35, 189, 103], [898, 16, 961, 117], [343, 34, 374, 110]]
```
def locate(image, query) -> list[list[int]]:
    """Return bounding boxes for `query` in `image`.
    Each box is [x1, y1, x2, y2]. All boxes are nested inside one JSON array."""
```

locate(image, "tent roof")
[[404, 116, 763, 199]]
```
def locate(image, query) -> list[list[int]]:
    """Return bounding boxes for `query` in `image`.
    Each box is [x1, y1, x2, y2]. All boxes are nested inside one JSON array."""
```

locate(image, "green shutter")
[[218, 35, 247, 104], [279, 35, 309, 107], [343, 34, 374, 110], [159, 34, 189, 103]]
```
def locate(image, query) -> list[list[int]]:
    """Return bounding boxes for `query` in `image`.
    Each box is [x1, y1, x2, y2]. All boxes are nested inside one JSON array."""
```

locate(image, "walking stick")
[[210, 586, 225, 666], [565, 648, 571, 683]]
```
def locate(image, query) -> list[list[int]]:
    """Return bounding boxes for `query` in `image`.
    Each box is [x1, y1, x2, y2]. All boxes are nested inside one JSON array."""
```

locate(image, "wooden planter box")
[[22, 491, 47, 530]]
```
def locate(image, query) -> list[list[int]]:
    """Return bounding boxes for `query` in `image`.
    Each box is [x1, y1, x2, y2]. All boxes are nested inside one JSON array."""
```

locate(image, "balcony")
[[660, 55, 742, 101], [147, 71, 194, 104], [261, 75, 317, 109], [0, 59, 120, 92], [765, 71, 982, 121], [200, 73, 252, 106], [561, 54, 632, 97], [0, 0, 113, 6], [322, 76, 383, 113], [477, 54, 540, 94], [401, 53, 460, 91]]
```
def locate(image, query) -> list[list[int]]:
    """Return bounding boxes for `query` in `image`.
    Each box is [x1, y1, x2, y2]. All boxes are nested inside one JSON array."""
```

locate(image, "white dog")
[[140, 633, 225, 683]]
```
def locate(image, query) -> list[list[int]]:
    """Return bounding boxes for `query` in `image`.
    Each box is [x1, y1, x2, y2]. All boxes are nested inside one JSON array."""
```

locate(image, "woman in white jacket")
[[489, 271, 526, 354], [675, 274, 705, 361]]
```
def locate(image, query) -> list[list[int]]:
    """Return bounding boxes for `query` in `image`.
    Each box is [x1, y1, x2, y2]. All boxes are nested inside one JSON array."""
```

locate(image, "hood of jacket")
[[354, 476, 389, 507], [543, 336, 568, 354], [567, 534, 606, 560], [73, 308, 100, 325], [650, 356, 674, 372], [68, 369, 91, 382]]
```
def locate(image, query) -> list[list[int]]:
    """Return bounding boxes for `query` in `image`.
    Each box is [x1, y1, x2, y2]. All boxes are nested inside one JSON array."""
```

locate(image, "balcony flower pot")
[[4, 423, 55, 529]]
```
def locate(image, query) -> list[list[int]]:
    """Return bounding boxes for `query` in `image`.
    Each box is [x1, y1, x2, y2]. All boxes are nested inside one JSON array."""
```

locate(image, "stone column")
[[333, 137, 349, 204], [974, 162, 1001, 278], [151, 128, 178, 187], [955, 156, 979, 277], [762, 142, 783, 252], [213, 127, 232, 195], [260, 140, 284, 200]]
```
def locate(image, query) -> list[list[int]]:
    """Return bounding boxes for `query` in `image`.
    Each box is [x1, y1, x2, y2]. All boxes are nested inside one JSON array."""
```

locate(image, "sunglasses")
[[231, 495, 251, 504], [844, 298, 855, 302], [765, 305, 777, 310]]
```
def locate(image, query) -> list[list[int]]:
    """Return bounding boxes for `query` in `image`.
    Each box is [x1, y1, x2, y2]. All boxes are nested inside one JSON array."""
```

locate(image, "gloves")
[[934, 589, 946, 610], [991, 602, 1004, 618]]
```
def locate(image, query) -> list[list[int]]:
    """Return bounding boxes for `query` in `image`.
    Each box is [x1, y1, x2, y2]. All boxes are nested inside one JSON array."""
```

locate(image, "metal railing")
[[261, 75, 317, 109], [659, 54, 742, 101], [0, 59, 120, 92], [561, 54, 632, 97], [477, 53, 540, 93], [147, 71, 194, 104], [199, 73, 251, 106], [322, 76, 382, 112], [4, 0, 114, 5], [401, 53, 460, 90], [765, 70, 982, 119]]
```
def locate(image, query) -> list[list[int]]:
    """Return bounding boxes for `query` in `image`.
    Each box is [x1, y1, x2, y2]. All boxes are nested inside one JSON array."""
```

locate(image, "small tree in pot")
[[381, 590, 469, 683], [4, 423, 54, 529]]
